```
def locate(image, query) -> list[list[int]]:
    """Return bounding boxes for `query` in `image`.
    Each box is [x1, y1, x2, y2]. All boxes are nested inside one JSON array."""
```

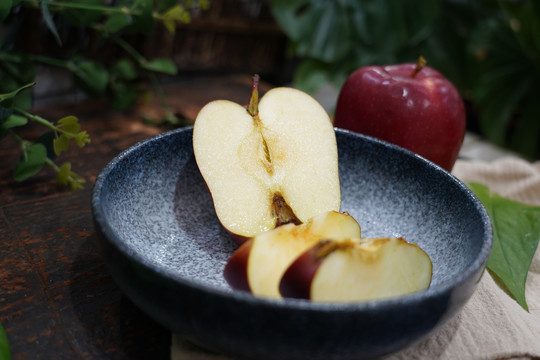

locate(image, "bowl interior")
[[96, 127, 489, 298]]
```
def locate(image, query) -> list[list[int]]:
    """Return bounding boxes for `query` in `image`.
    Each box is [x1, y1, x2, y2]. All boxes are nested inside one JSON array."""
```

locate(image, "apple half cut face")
[[279, 237, 433, 302], [192, 76, 341, 243], [223, 211, 362, 298]]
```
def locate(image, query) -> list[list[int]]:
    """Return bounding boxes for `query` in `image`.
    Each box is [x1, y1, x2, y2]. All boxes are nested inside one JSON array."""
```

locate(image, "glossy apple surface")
[[334, 61, 466, 171]]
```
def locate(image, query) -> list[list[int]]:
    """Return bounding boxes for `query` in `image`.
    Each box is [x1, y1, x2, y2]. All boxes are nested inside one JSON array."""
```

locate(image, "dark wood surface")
[[0, 74, 266, 359]]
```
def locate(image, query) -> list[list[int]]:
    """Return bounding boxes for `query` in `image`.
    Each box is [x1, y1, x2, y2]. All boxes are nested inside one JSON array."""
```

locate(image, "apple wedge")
[[223, 211, 362, 298], [193, 75, 340, 244], [279, 237, 432, 302]]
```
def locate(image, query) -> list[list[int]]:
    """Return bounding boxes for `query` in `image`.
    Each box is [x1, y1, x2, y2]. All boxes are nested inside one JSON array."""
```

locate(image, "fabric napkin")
[[383, 157, 540, 360], [171, 156, 540, 360]]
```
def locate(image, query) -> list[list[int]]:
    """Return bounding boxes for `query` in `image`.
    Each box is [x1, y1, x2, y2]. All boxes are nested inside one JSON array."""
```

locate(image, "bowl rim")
[[91, 126, 493, 312]]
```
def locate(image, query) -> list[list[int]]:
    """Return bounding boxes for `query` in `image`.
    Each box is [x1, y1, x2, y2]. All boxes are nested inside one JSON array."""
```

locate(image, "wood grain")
[[0, 74, 262, 359]]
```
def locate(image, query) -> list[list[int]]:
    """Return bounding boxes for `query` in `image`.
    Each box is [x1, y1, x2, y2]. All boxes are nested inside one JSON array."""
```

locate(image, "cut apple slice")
[[193, 76, 340, 242], [279, 237, 432, 302], [223, 211, 362, 298]]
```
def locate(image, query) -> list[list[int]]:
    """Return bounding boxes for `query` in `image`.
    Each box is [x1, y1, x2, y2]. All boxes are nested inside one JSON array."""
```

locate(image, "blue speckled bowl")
[[92, 127, 492, 360]]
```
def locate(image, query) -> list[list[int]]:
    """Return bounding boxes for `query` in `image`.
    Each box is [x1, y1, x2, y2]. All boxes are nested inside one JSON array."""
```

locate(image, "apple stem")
[[247, 74, 260, 117], [411, 56, 427, 78], [246, 74, 273, 172]]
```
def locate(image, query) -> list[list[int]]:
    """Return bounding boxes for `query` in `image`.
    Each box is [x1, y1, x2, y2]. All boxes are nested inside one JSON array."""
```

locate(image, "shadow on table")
[[67, 234, 171, 359]]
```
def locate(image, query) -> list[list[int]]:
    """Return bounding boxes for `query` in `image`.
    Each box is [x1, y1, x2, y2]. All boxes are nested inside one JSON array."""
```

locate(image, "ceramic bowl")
[[91, 127, 492, 360]]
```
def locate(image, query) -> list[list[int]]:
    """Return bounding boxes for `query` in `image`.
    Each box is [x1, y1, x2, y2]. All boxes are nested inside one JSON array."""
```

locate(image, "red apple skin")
[[230, 232, 250, 246], [278, 241, 328, 299], [223, 239, 253, 292], [334, 63, 466, 171]]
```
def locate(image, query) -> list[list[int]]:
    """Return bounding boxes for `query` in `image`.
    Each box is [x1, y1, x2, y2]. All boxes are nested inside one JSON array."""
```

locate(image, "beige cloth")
[[171, 157, 540, 360]]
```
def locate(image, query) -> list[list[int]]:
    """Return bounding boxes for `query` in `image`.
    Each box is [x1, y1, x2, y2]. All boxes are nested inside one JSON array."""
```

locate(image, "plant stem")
[[13, 106, 75, 138], [7, 128, 26, 146], [13, 106, 57, 131], [27, 54, 70, 69], [7, 129, 31, 161], [113, 36, 146, 64], [19, 0, 139, 15], [44, 157, 60, 172], [149, 74, 178, 124]]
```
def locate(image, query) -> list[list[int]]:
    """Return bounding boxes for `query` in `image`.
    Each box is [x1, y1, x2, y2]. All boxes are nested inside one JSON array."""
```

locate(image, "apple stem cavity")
[[411, 56, 427, 78]]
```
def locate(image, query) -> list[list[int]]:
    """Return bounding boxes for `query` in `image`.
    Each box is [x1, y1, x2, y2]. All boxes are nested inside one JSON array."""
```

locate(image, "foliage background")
[[0, 0, 210, 188], [270, 0, 540, 160]]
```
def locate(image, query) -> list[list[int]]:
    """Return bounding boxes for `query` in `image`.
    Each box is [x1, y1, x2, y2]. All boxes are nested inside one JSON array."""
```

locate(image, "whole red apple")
[[333, 58, 466, 171]]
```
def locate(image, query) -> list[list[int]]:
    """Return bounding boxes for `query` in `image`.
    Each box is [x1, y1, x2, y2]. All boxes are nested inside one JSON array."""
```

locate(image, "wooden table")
[[0, 74, 267, 359]]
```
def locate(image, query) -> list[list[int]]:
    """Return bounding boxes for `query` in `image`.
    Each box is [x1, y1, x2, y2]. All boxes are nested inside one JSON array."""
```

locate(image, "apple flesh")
[[280, 237, 432, 302], [223, 211, 362, 298], [334, 58, 466, 171], [193, 76, 340, 244]]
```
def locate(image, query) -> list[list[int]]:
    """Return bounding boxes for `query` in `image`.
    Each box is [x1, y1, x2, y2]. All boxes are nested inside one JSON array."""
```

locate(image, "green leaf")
[[160, 4, 190, 34], [72, 60, 109, 96], [54, 116, 80, 155], [468, 182, 540, 311], [14, 143, 48, 181], [53, 134, 70, 156], [112, 59, 137, 80], [126, 0, 154, 34], [1, 114, 27, 128], [63, 0, 104, 27], [110, 81, 138, 110], [0, 0, 12, 21], [40, 0, 62, 45], [476, 73, 533, 146], [293, 59, 331, 94], [103, 13, 133, 35], [74, 131, 90, 147], [0, 323, 11, 360], [0, 107, 14, 123], [58, 116, 80, 133], [411, 1, 477, 92], [0, 52, 36, 88], [53, 116, 90, 153], [142, 58, 177, 75], [271, 0, 314, 41], [467, 18, 537, 146], [56, 162, 85, 190], [509, 89, 540, 158], [272, 0, 353, 63], [0, 82, 35, 104], [271, 0, 440, 93], [35, 131, 57, 160], [0, 114, 27, 138], [154, 0, 177, 12], [499, 0, 540, 62]]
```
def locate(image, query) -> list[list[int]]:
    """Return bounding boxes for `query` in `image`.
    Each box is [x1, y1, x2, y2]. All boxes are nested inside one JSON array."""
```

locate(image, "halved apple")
[[193, 75, 340, 244], [223, 211, 362, 298], [279, 237, 432, 302]]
